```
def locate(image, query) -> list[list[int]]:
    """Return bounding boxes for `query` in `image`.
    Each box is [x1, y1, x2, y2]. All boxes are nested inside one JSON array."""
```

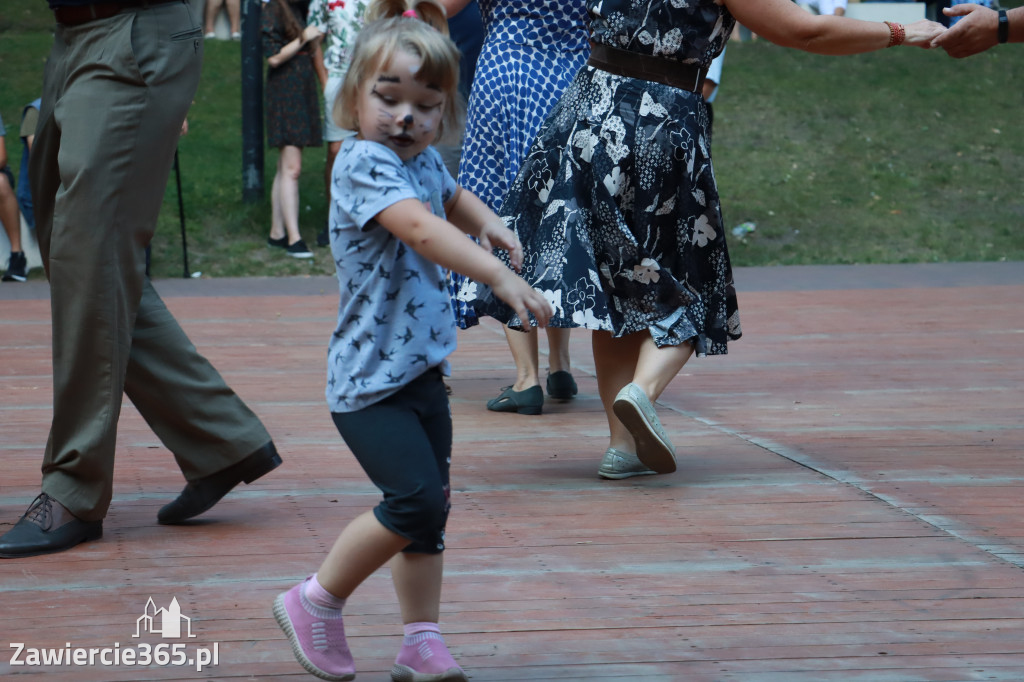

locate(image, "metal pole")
[[241, 0, 264, 203], [173, 149, 190, 278]]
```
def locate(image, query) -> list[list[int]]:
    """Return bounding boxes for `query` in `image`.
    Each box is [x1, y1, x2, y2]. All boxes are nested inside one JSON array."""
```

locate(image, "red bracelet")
[[884, 21, 906, 48]]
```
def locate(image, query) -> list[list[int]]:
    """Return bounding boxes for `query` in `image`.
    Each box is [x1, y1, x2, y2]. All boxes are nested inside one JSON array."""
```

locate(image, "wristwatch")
[[998, 9, 1009, 44]]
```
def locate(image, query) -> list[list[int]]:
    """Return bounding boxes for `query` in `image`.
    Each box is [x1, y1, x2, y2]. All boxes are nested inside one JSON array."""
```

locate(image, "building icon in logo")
[[134, 597, 196, 639]]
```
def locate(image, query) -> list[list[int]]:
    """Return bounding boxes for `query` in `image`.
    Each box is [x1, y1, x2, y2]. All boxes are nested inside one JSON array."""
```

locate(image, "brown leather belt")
[[54, 0, 180, 26], [587, 41, 708, 94]]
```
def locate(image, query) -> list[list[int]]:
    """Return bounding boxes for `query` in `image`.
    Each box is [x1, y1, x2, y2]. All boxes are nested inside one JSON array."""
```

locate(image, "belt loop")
[[89, 3, 98, 19]]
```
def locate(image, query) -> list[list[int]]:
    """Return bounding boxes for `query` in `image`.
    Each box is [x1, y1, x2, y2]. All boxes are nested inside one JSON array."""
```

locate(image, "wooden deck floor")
[[1, 262, 1023, 681]]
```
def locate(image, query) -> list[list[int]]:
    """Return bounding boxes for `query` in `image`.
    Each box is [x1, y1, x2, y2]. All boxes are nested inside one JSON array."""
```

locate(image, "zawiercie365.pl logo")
[[10, 597, 219, 672]]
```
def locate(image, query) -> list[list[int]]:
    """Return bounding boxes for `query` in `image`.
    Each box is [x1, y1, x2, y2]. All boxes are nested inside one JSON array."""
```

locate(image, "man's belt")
[[55, 0, 181, 27]]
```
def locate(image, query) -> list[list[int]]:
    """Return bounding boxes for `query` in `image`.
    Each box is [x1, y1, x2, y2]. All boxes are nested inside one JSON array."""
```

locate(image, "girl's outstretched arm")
[[444, 187, 524, 271], [376, 199, 553, 326]]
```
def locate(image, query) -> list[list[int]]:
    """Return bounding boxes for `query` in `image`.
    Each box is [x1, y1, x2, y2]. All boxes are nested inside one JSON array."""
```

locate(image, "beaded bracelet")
[[883, 21, 906, 48]]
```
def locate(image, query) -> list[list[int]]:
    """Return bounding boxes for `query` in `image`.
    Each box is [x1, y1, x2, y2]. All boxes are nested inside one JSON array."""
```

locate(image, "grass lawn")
[[1, 0, 1022, 280]]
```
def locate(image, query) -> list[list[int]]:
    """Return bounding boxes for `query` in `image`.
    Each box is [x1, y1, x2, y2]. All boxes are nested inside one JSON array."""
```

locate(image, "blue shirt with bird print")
[[326, 139, 458, 412]]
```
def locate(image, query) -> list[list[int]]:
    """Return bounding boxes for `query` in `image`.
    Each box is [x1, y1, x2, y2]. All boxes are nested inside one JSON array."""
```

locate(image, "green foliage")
[[2, 0, 1022, 279], [713, 38, 1024, 265]]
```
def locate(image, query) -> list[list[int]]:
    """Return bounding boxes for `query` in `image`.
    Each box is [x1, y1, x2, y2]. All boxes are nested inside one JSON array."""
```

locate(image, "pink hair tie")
[[402, 9, 417, 18]]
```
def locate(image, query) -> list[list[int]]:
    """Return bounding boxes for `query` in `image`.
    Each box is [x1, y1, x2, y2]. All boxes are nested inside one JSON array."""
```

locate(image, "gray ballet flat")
[[598, 447, 657, 480], [612, 383, 676, 474]]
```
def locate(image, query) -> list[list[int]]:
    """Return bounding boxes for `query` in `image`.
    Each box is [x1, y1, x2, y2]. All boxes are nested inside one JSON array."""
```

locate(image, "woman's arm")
[[724, 0, 945, 54]]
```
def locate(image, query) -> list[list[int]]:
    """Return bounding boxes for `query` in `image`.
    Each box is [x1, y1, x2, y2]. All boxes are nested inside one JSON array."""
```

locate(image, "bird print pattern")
[[326, 140, 458, 412]]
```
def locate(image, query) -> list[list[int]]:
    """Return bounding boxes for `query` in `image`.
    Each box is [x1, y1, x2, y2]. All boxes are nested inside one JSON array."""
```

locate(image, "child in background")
[[271, 2, 553, 681]]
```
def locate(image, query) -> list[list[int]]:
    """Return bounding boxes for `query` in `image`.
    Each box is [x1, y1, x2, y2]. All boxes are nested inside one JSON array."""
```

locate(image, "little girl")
[[272, 2, 553, 681]]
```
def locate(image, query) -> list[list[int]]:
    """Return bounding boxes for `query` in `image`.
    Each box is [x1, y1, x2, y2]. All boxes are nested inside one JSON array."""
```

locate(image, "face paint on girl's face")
[[355, 49, 446, 161]]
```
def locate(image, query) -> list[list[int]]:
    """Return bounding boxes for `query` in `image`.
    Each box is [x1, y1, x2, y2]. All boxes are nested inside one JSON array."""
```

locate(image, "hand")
[[932, 5, 998, 58], [179, 118, 189, 136], [490, 270, 554, 329], [301, 25, 323, 43], [477, 220, 524, 272], [902, 19, 947, 48]]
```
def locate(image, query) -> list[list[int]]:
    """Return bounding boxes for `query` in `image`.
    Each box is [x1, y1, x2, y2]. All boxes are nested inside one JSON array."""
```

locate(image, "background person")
[[204, 0, 242, 39], [798, 0, 847, 17], [0, 113, 25, 282], [263, 0, 324, 258], [17, 99, 41, 233], [305, 0, 367, 248], [442, 0, 590, 416], [933, 4, 1023, 55]]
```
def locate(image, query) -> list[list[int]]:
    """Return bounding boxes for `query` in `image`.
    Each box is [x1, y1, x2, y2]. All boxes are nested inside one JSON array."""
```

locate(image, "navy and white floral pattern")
[[466, 0, 741, 356], [450, 0, 590, 329]]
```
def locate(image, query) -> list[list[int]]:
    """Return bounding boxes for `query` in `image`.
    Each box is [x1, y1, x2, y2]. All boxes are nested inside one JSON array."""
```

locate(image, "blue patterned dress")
[[467, 0, 742, 357], [450, 0, 590, 328]]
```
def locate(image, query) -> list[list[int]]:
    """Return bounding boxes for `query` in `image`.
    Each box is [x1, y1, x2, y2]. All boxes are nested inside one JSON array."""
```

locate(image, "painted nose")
[[401, 114, 414, 128]]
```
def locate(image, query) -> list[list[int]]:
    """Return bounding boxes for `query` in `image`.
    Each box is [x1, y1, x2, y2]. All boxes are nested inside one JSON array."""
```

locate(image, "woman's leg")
[[0, 173, 21, 254], [269, 154, 285, 241], [593, 331, 643, 452], [592, 331, 693, 452], [502, 326, 574, 393], [203, 0, 223, 35], [277, 145, 303, 245], [224, 0, 241, 35], [546, 327, 572, 374], [504, 326, 540, 392], [633, 334, 693, 403]]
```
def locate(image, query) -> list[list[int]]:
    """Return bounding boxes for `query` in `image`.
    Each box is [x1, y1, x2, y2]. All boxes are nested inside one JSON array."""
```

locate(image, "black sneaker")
[[2, 251, 27, 282], [316, 226, 330, 247], [286, 239, 313, 259], [267, 235, 288, 249]]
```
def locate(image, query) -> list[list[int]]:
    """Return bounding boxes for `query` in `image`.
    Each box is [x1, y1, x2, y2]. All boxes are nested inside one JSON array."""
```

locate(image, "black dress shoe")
[[0, 493, 103, 559], [158, 442, 282, 525]]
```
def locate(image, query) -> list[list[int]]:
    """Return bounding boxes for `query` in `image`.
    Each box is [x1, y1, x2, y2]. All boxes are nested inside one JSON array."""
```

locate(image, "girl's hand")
[[478, 220, 524, 272], [490, 270, 553, 329], [903, 19, 946, 48]]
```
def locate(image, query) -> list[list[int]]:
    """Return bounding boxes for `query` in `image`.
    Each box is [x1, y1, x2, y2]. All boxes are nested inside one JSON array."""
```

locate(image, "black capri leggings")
[[331, 368, 453, 554]]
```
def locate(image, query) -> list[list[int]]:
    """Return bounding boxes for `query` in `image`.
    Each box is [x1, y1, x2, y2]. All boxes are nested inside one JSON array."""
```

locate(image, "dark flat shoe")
[[546, 370, 578, 400], [158, 441, 283, 525], [0, 493, 103, 558], [486, 385, 543, 415]]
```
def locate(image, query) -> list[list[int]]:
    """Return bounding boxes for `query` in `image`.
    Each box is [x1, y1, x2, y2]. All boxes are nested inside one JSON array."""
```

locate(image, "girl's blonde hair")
[[334, 0, 463, 145]]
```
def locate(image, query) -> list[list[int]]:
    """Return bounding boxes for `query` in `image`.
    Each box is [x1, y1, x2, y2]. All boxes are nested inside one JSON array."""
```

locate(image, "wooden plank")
[[2, 269, 1024, 679]]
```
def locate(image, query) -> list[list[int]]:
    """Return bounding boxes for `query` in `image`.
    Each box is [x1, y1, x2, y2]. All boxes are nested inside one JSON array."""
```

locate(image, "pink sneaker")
[[273, 578, 356, 681], [391, 631, 467, 682]]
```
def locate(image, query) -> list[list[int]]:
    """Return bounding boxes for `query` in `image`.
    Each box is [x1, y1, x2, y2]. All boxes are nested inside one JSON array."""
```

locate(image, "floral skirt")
[[464, 65, 742, 356]]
